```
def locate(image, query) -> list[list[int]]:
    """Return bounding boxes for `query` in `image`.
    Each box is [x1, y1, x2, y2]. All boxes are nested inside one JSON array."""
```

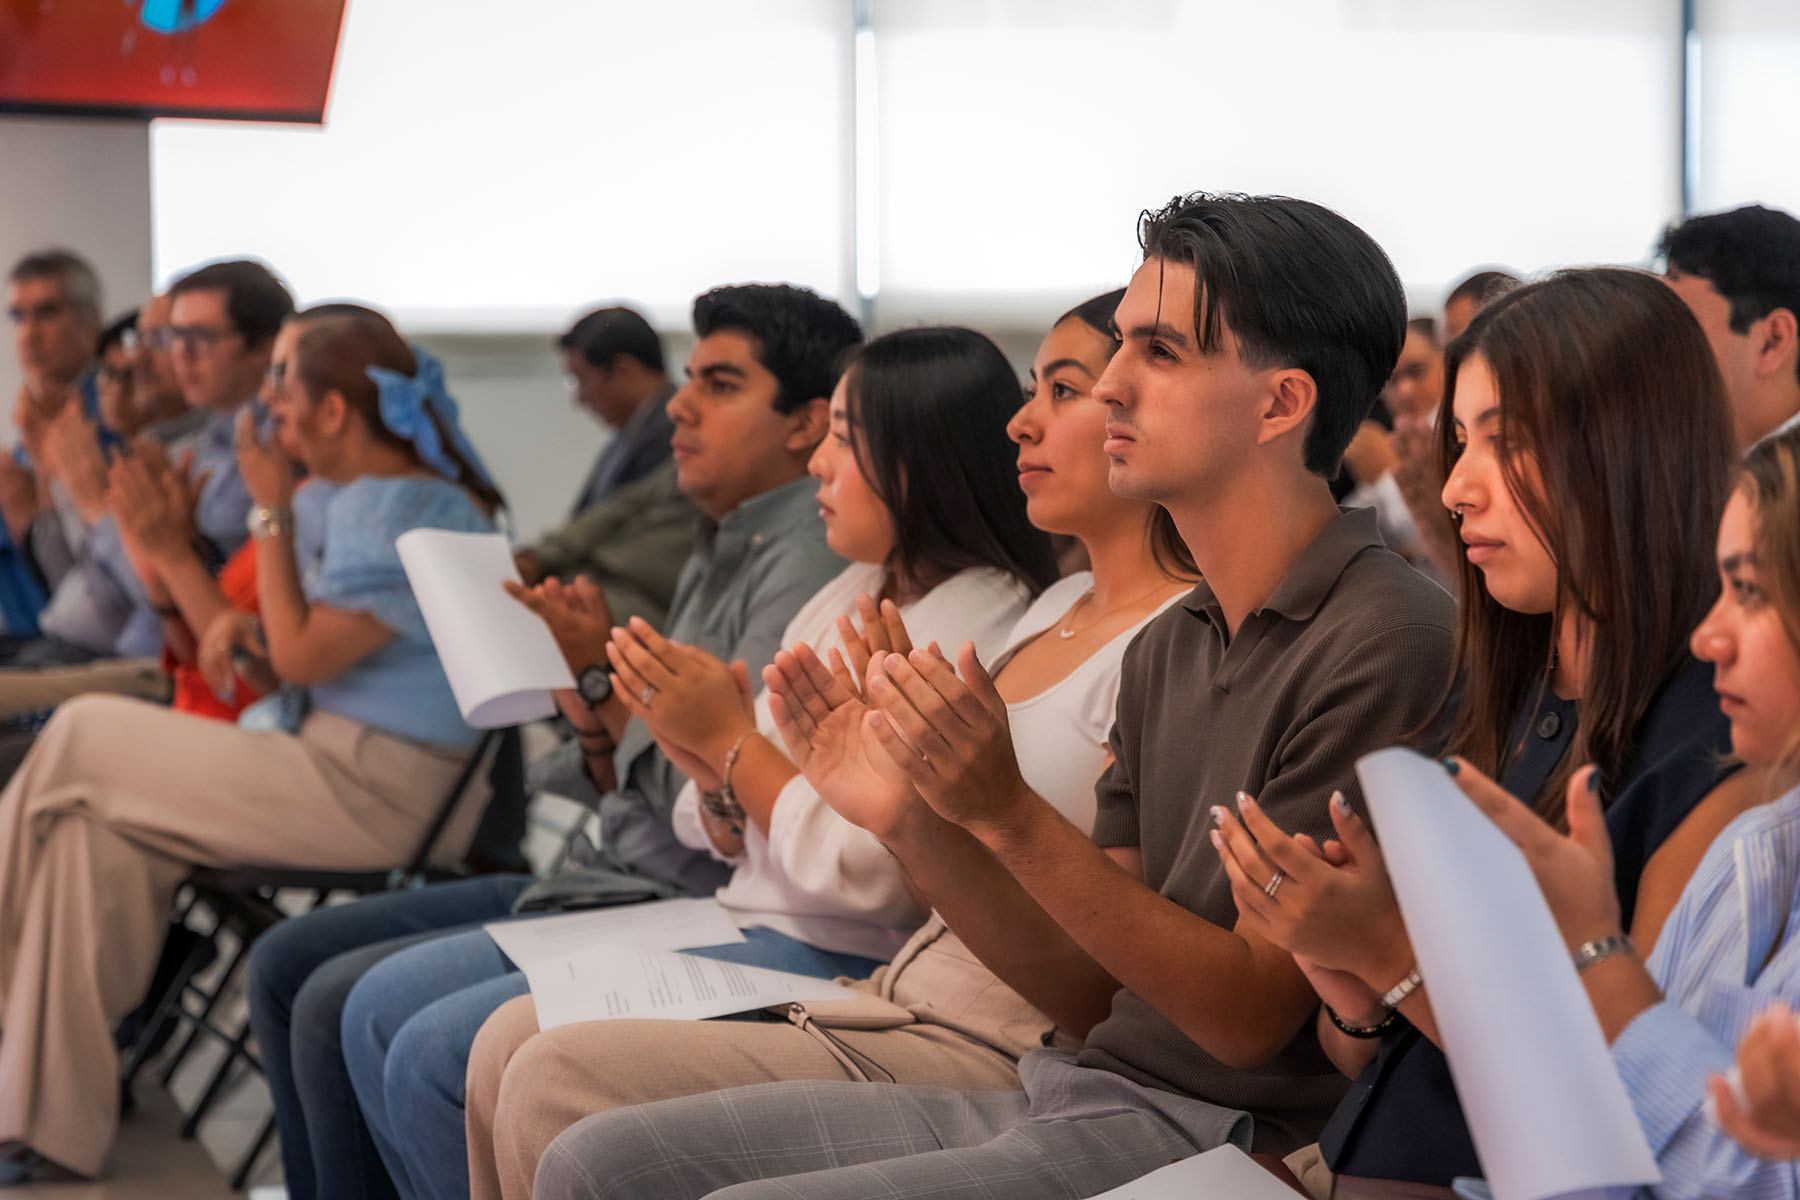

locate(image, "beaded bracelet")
[[1324, 1004, 1399, 1040]]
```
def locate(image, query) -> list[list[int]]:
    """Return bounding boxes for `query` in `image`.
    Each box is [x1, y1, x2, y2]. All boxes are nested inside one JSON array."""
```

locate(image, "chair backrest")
[[392, 726, 517, 886]]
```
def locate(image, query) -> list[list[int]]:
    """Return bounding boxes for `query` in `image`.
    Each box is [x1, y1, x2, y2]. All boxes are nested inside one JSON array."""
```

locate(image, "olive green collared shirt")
[[1080, 505, 1456, 1155]]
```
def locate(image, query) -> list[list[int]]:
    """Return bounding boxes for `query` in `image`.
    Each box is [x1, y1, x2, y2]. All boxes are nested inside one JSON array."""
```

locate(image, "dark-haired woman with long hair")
[[0, 304, 502, 1184], [462, 293, 1199, 1200], [1212, 267, 1750, 1190]]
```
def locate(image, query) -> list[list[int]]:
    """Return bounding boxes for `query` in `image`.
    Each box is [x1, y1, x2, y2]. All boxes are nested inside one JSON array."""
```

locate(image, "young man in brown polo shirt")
[[532, 194, 1457, 1200]]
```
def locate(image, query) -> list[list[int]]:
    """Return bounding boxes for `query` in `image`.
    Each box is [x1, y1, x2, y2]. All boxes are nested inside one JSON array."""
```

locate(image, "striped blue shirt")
[[1612, 784, 1800, 1198]]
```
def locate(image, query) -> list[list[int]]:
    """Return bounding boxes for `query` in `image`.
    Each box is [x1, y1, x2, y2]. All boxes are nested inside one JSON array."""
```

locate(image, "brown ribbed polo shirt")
[[1080, 505, 1455, 1156]]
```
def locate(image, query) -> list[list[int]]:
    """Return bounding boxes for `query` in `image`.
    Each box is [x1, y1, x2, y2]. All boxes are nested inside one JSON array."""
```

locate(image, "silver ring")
[[1264, 871, 1285, 899], [639, 685, 656, 706]]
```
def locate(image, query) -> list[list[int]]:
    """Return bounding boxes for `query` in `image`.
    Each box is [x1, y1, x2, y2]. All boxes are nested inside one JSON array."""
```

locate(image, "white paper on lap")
[[1357, 747, 1661, 1200], [1079, 1145, 1297, 1199], [396, 528, 576, 727], [527, 944, 855, 1029], [483, 897, 746, 969]]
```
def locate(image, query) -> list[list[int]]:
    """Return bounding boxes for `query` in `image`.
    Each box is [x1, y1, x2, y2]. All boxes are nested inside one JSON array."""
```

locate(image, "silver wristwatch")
[[247, 504, 292, 540]]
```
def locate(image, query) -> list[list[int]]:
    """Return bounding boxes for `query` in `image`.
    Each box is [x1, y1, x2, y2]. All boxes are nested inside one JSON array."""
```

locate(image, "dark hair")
[[1406, 315, 1441, 346], [289, 303, 505, 515], [1056, 288, 1197, 581], [1137, 193, 1407, 477], [98, 309, 138, 357], [8, 247, 100, 317], [691, 284, 864, 415], [1660, 204, 1800, 384], [1733, 428, 1800, 786], [1437, 267, 1735, 819], [1446, 269, 1522, 313], [841, 326, 1057, 597], [557, 305, 666, 373], [168, 259, 295, 346]]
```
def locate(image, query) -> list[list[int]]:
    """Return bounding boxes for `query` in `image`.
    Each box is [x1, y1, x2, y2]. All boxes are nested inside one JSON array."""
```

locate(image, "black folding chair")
[[118, 726, 522, 1190]]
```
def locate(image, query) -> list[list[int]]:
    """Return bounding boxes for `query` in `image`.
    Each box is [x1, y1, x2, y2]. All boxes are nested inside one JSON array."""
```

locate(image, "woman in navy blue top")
[[1214, 268, 1743, 1187], [0, 304, 503, 1183]]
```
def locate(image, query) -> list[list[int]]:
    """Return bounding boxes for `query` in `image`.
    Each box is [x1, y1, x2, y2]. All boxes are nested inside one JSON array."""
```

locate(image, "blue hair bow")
[[366, 347, 499, 494]]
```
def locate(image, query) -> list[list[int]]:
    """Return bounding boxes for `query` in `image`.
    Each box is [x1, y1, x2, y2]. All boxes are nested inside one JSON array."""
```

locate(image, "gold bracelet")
[[719, 732, 752, 810]]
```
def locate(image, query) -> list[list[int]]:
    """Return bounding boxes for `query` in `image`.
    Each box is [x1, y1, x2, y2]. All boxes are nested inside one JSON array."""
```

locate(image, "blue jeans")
[[342, 926, 887, 1200], [244, 874, 535, 1200]]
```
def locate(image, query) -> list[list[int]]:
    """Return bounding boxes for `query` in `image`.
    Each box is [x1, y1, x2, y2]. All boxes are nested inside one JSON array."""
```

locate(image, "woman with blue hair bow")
[[0, 303, 504, 1186]]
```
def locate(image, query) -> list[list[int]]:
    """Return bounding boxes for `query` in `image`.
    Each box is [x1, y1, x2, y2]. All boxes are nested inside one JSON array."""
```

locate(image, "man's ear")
[[1255, 368, 1318, 449], [1755, 308, 1799, 381], [785, 394, 830, 454]]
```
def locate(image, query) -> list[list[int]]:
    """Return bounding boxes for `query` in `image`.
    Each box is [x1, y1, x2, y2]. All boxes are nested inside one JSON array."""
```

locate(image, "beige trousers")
[[0, 694, 482, 1179], [0, 658, 169, 719], [466, 995, 1028, 1200]]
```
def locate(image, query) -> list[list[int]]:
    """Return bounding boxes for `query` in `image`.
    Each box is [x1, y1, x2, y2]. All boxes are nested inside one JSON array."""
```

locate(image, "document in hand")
[[396, 528, 576, 727], [1357, 748, 1660, 1200], [1079, 1145, 1296, 1199], [527, 945, 855, 1030]]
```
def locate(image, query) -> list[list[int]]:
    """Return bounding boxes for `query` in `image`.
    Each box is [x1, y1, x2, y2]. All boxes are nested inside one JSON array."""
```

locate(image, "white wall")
[[0, 115, 154, 420]]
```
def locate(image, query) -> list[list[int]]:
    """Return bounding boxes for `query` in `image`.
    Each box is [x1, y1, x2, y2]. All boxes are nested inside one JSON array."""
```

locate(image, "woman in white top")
[[601, 325, 1058, 971], [465, 292, 1197, 1200]]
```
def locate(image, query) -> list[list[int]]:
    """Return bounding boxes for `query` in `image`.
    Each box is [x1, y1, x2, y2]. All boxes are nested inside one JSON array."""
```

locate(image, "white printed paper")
[[1358, 747, 1661, 1200], [1081, 1145, 1297, 1199], [396, 529, 576, 727], [483, 898, 745, 969], [526, 944, 855, 1030]]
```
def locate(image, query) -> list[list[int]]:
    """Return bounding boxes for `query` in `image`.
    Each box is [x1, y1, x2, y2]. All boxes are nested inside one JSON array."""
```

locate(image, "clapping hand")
[[834, 594, 914, 694], [44, 405, 109, 522], [109, 443, 202, 562], [764, 642, 918, 838], [1214, 791, 1411, 984], [1454, 759, 1622, 951], [608, 618, 756, 772], [1712, 1005, 1800, 1161], [505, 575, 615, 673], [860, 641, 1033, 835]]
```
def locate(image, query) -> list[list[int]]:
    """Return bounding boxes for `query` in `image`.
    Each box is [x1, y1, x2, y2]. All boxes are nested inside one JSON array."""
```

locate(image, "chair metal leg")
[[159, 929, 248, 1088], [120, 926, 217, 1091], [230, 1112, 278, 1191], [180, 1011, 253, 1139]]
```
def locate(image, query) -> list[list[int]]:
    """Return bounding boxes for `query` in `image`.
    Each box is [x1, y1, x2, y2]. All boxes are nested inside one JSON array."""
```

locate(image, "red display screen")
[[0, 0, 347, 123]]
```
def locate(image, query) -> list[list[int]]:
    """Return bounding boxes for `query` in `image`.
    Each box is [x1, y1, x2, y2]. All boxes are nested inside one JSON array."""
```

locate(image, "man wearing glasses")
[[0, 260, 292, 724], [0, 250, 105, 638]]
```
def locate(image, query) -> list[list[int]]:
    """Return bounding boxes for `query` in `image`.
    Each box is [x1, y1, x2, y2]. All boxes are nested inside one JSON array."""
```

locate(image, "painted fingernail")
[[1331, 790, 1349, 813], [1441, 757, 1460, 776], [1209, 828, 1223, 849], [1211, 805, 1229, 825], [1235, 790, 1252, 811]]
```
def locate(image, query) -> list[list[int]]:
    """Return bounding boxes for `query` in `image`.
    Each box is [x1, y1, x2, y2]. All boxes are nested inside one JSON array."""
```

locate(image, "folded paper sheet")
[[1081, 1145, 1296, 1199], [397, 528, 576, 727], [483, 897, 745, 970], [1357, 748, 1660, 1200], [526, 945, 855, 1030]]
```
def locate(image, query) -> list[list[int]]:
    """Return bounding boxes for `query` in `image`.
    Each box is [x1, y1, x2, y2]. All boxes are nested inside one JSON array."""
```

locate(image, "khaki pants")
[[0, 695, 481, 1179], [0, 657, 169, 719], [466, 994, 1028, 1200]]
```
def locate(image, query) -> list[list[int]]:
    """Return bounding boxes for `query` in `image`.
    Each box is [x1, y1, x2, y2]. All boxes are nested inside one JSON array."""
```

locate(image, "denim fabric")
[[342, 926, 884, 1200], [244, 874, 533, 1200]]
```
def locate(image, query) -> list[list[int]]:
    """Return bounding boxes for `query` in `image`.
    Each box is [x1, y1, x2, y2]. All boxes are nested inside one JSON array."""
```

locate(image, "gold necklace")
[[1055, 583, 1166, 640]]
